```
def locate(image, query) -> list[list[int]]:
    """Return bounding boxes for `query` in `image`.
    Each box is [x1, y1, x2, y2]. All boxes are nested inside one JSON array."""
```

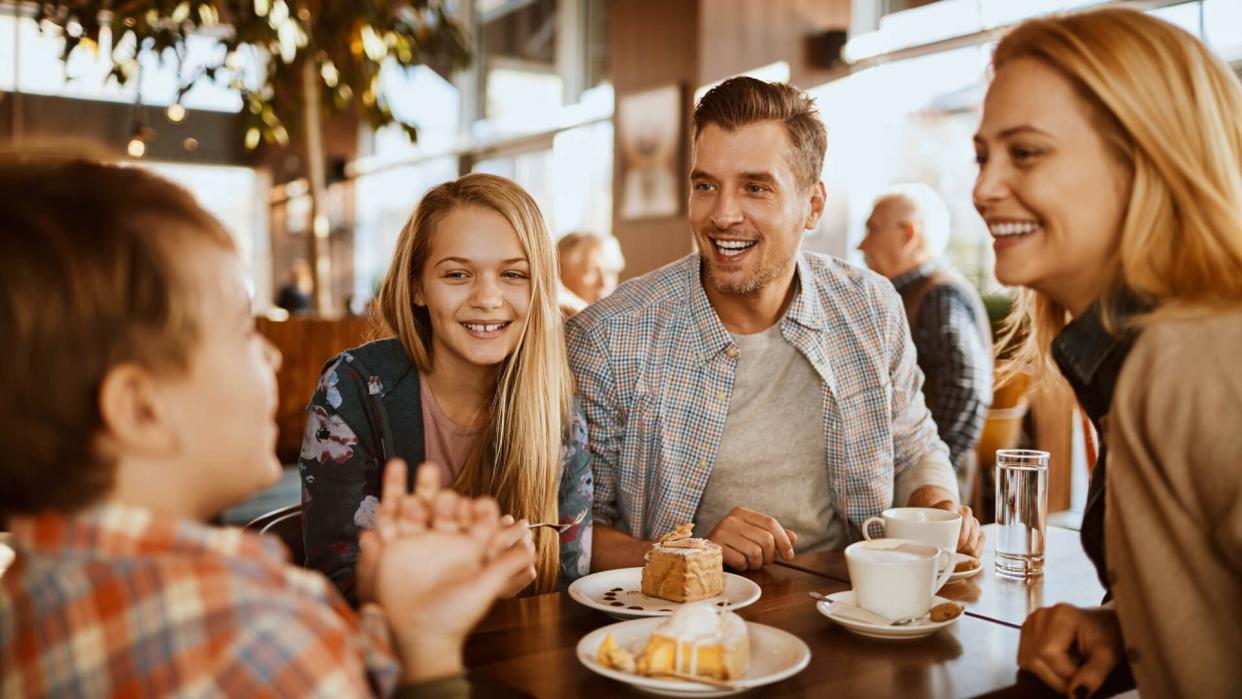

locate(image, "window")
[[0, 8, 253, 112]]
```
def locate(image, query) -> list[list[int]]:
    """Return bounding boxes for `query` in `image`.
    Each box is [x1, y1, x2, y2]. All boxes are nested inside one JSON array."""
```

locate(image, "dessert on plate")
[[597, 601, 750, 681], [641, 522, 724, 602]]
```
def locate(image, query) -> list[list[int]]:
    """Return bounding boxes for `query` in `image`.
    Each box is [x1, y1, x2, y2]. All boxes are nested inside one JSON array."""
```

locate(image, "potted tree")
[[38, 0, 472, 311]]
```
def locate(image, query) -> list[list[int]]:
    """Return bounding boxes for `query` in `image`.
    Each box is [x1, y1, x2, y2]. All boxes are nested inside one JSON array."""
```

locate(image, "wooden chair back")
[[257, 315, 375, 463]]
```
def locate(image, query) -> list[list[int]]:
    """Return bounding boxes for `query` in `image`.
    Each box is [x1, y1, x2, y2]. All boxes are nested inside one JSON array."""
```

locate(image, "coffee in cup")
[[844, 538, 955, 620]]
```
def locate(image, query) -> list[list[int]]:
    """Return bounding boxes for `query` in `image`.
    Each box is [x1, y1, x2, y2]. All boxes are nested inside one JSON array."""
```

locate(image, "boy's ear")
[[97, 363, 177, 457]]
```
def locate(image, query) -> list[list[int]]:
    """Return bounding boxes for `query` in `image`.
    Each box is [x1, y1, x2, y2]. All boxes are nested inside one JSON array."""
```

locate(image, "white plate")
[[816, 590, 960, 640], [568, 567, 761, 620], [577, 617, 810, 697], [948, 552, 984, 581]]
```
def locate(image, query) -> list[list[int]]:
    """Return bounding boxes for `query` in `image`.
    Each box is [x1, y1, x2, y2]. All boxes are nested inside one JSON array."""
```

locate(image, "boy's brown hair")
[[0, 152, 234, 516], [692, 77, 828, 190]]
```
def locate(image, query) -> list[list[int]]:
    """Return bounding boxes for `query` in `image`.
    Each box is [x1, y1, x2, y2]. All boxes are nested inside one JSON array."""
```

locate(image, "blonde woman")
[[300, 173, 592, 603], [973, 8, 1242, 697]]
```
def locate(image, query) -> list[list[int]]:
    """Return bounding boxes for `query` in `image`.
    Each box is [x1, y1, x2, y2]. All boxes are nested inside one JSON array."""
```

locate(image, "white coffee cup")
[[863, 507, 962, 553], [845, 538, 955, 620]]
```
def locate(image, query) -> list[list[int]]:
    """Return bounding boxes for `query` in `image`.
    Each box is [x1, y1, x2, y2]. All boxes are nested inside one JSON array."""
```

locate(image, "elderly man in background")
[[860, 184, 993, 501]]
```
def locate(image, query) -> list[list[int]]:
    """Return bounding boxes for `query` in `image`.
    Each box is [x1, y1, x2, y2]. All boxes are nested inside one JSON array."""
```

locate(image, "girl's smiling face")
[[417, 205, 532, 372]]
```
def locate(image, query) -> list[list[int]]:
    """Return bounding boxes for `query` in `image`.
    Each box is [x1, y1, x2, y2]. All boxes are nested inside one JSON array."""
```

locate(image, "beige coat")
[[1106, 309, 1242, 699]]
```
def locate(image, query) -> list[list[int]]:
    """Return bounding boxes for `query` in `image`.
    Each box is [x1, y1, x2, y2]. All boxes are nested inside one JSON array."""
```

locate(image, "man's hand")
[[908, 485, 985, 557], [930, 500, 984, 558], [1018, 604, 1123, 697], [706, 506, 798, 570]]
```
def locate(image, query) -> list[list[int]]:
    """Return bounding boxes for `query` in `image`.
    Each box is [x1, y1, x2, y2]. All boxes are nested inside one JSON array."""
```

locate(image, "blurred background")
[[5, 0, 1240, 523]]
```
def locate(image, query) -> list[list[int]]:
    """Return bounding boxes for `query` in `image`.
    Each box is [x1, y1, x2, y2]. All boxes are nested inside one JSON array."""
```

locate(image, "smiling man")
[[567, 78, 983, 571]]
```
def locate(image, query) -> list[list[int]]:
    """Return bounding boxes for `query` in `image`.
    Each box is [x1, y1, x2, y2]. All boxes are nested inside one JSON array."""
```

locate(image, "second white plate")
[[577, 617, 810, 696], [568, 567, 761, 619]]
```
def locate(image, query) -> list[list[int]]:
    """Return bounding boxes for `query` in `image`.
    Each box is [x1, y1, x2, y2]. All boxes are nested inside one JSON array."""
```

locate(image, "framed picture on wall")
[[618, 84, 682, 220]]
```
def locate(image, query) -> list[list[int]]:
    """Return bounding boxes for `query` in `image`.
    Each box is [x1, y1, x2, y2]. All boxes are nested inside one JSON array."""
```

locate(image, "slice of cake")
[[636, 601, 750, 680], [642, 523, 724, 603]]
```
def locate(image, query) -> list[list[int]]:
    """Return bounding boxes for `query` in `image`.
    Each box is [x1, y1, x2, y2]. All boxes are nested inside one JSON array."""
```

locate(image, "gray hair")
[[873, 183, 951, 257]]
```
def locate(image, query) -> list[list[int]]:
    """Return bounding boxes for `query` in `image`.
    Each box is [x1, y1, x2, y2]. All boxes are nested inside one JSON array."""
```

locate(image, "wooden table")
[[779, 525, 1105, 628], [464, 559, 1068, 697]]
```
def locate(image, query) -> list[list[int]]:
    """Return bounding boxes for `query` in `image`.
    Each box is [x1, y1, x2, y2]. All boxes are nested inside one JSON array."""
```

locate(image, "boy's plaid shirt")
[[0, 504, 399, 698], [566, 252, 954, 542]]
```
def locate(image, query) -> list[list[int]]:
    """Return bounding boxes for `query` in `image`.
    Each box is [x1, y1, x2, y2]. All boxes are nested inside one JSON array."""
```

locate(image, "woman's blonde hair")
[[376, 173, 572, 593], [990, 7, 1242, 380]]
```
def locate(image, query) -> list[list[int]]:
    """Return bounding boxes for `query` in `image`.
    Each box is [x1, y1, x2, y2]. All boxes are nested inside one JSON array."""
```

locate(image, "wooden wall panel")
[[697, 0, 851, 89], [609, 0, 853, 280], [609, 0, 700, 281], [258, 315, 376, 463]]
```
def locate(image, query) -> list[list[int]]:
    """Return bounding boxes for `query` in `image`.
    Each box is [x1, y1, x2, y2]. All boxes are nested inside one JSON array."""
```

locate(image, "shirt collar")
[[8, 502, 284, 564], [1051, 292, 1146, 392], [890, 259, 943, 292], [783, 253, 826, 332], [687, 252, 825, 364]]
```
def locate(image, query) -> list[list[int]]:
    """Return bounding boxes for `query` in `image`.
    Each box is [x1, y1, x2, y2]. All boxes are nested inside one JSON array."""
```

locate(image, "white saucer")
[[948, 552, 984, 581], [577, 616, 810, 696], [816, 590, 960, 640], [568, 567, 761, 620]]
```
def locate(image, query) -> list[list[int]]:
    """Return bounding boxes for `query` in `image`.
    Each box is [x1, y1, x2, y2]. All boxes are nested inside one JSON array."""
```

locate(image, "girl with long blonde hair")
[[300, 173, 592, 601], [973, 7, 1242, 697]]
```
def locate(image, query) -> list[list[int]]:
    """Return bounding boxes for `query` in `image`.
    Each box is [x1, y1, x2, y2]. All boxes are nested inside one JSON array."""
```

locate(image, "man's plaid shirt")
[[0, 504, 399, 698], [566, 252, 956, 542]]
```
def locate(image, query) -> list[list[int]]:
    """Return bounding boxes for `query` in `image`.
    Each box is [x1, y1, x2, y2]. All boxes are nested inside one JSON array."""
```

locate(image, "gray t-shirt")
[[692, 324, 844, 553]]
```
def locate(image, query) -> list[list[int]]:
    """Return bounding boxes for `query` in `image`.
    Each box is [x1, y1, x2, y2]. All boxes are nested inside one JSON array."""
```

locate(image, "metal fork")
[[526, 508, 587, 534]]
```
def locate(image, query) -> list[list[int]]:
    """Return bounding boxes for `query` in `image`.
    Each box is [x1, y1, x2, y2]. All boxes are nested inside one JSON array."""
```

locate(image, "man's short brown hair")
[[692, 77, 828, 190], [0, 153, 233, 516]]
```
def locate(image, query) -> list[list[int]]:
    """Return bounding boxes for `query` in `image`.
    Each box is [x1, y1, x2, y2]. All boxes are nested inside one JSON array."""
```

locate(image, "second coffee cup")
[[862, 506, 962, 552]]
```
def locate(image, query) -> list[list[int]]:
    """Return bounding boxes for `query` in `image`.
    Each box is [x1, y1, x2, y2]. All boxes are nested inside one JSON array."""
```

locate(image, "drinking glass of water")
[[994, 449, 1049, 578]]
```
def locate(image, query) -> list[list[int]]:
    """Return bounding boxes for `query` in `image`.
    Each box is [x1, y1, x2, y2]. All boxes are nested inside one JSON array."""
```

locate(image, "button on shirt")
[[566, 252, 957, 542]]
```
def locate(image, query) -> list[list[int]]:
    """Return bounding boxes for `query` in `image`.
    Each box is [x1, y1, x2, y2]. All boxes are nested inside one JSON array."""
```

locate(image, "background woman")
[[556, 231, 626, 315], [973, 8, 1242, 697], [300, 173, 592, 604]]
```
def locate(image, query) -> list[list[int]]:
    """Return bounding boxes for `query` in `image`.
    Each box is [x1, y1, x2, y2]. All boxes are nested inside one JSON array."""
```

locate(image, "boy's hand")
[[358, 459, 536, 683]]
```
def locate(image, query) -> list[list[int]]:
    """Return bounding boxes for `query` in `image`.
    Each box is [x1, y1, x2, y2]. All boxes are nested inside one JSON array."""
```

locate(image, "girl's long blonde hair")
[[990, 7, 1242, 381], [376, 173, 572, 593]]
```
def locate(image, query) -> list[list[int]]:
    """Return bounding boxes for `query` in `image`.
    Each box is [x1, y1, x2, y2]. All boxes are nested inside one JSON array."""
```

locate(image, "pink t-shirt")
[[419, 372, 484, 487]]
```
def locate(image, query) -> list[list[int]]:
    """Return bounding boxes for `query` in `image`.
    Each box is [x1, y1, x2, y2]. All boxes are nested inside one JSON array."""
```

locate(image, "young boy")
[[0, 154, 530, 697]]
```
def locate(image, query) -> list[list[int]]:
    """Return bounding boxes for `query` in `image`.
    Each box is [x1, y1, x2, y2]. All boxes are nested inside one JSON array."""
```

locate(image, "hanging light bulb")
[[127, 121, 152, 158], [166, 103, 187, 123]]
